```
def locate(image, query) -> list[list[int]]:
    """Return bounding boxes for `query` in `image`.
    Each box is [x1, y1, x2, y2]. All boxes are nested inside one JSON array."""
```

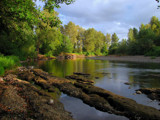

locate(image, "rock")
[[136, 91, 142, 94], [124, 82, 132, 85], [138, 88, 160, 102], [48, 99, 54, 105], [73, 72, 90, 76], [65, 75, 94, 84], [0, 86, 27, 113], [3, 74, 17, 82], [48, 87, 55, 92], [0, 77, 4, 82], [27, 66, 34, 69], [95, 77, 99, 79], [133, 93, 136, 95], [17, 67, 28, 72], [18, 70, 35, 81]]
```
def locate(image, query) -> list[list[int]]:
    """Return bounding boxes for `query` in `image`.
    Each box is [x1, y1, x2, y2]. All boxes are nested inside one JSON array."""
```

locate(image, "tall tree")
[[64, 21, 78, 51], [36, 9, 62, 56], [77, 26, 85, 53], [111, 33, 119, 44], [109, 33, 119, 54], [105, 33, 112, 49], [84, 28, 96, 53]]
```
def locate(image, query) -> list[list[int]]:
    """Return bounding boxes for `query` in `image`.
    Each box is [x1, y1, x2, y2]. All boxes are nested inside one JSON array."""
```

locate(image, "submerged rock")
[[124, 82, 132, 85], [138, 88, 160, 101], [73, 72, 90, 76], [136, 91, 142, 94], [65, 75, 94, 85]]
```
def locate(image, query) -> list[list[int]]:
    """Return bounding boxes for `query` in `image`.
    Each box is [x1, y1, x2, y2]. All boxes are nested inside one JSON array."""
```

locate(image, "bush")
[[145, 46, 160, 56], [0, 66, 4, 76], [0, 56, 20, 75], [84, 52, 95, 56]]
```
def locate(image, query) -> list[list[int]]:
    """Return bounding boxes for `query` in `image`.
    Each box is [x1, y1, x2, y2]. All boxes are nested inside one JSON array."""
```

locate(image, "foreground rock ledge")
[[6, 68, 160, 120], [138, 88, 160, 102], [0, 74, 73, 120]]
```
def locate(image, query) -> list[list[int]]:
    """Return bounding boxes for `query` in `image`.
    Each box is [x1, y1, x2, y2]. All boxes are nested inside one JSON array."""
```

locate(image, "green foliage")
[[109, 33, 119, 54], [63, 21, 78, 51], [61, 36, 73, 53], [111, 33, 119, 44], [109, 43, 118, 54], [0, 66, 4, 76], [84, 52, 95, 56], [105, 33, 112, 49], [145, 46, 160, 56], [0, 55, 20, 75], [101, 44, 108, 56], [115, 16, 160, 56], [116, 39, 128, 55], [43, 0, 75, 10], [84, 28, 97, 53]]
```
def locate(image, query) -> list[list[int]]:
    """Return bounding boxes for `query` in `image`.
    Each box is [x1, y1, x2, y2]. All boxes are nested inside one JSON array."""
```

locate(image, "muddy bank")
[[0, 74, 73, 120], [15, 68, 160, 120], [88, 55, 160, 63]]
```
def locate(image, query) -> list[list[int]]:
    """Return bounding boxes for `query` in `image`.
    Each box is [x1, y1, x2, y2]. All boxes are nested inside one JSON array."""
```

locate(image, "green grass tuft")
[[0, 55, 20, 76]]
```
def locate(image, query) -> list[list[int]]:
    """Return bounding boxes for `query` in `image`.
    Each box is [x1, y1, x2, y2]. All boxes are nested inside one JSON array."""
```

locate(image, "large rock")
[[0, 86, 27, 113]]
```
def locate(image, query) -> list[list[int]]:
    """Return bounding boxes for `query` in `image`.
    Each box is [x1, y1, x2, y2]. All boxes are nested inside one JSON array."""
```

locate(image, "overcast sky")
[[55, 0, 160, 40]]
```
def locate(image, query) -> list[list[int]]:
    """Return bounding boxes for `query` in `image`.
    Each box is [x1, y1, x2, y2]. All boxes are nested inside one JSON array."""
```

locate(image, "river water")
[[37, 58, 160, 120]]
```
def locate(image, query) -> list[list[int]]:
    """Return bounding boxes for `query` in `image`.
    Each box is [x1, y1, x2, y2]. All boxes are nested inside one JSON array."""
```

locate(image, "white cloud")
[[55, 0, 160, 40]]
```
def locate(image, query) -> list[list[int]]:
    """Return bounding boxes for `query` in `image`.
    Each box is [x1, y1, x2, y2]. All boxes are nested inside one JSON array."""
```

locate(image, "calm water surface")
[[37, 59, 160, 120]]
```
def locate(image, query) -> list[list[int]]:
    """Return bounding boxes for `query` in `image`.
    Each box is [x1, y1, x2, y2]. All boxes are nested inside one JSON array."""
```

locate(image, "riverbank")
[[88, 55, 160, 63], [0, 70, 73, 120]]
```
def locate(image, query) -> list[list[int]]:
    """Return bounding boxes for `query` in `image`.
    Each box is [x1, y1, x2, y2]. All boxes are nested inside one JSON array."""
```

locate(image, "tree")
[[63, 21, 78, 51], [109, 33, 119, 54], [77, 26, 85, 53], [84, 28, 96, 53], [111, 33, 119, 44], [61, 36, 73, 53], [36, 9, 62, 55], [105, 33, 112, 49], [128, 28, 134, 42], [116, 39, 128, 55], [136, 28, 155, 55], [43, 0, 75, 10], [0, 0, 37, 59]]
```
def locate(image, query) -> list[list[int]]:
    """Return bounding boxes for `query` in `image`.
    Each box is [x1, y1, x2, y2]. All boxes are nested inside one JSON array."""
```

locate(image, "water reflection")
[[38, 59, 160, 119], [60, 94, 128, 120]]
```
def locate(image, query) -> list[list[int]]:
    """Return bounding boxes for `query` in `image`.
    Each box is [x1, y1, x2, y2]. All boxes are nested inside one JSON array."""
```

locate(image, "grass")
[[0, 55, 20, 75]]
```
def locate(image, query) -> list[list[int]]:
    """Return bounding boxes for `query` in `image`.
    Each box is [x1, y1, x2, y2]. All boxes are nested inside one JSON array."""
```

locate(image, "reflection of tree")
[[38, 59, 107, 79]]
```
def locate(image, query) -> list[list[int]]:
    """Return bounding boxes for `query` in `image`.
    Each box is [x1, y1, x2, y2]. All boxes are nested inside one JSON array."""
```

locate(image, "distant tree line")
[[0, 0, 160, 60], [113, 16, 160, 56]]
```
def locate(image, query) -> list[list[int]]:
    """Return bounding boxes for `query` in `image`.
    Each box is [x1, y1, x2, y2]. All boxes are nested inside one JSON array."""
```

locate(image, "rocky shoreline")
[[0, 67, 160, 120], [0, 71, 73, 120]]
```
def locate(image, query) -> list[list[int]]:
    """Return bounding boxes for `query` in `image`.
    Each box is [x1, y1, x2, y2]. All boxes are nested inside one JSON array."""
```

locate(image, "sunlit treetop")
[[37, 0, 75, 10], [155, 0, 160, 8]]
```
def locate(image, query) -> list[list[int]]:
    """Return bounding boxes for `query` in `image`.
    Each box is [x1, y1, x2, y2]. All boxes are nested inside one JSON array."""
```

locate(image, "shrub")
[[0, 56, 20, 76], [0, 66, 4, 76], [145, 46, 160, 56]]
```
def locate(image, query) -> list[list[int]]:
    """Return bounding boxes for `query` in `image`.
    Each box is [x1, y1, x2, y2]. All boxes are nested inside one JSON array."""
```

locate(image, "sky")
[[54, 0, 160, 40]]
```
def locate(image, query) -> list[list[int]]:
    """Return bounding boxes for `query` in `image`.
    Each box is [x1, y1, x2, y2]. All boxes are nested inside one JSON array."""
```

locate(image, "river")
[[35, 58, 160, 120]]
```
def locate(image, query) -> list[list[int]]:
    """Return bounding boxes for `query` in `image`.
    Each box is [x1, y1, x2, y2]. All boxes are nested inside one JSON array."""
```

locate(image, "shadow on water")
[[37, 59, 160, 120]]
